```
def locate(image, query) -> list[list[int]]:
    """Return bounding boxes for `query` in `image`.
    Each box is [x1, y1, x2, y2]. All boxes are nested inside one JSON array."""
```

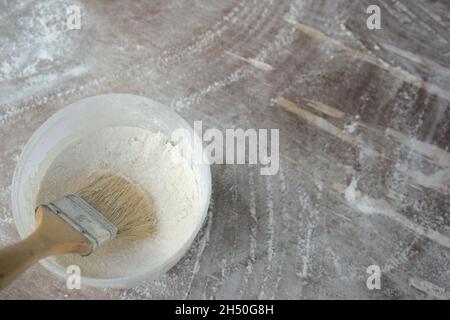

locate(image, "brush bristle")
[[76, 174, 156, 241]]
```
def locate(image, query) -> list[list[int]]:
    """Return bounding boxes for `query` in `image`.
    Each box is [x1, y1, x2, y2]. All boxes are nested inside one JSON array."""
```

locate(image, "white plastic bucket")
[[11, 94, 211, 288]]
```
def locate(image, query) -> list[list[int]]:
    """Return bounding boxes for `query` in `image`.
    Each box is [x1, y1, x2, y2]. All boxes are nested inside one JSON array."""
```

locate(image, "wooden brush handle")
[[0, 230, 55, 289], [0, 206, 91, 289]]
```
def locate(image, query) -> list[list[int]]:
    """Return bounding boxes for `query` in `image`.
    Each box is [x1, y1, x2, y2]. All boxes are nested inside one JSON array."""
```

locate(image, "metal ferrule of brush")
[[44, 195, 118, 255]]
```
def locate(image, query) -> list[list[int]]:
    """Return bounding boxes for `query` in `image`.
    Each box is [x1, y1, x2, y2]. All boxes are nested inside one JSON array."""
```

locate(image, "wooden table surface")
[[0, 0, 449, 299]]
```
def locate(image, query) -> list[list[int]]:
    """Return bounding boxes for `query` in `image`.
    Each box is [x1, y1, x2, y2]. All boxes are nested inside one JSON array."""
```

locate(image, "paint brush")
[[0, 173, 156, 289]]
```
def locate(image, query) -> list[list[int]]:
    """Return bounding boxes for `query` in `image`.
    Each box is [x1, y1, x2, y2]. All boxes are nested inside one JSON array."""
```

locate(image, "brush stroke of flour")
[[344, 178, 450, 249]]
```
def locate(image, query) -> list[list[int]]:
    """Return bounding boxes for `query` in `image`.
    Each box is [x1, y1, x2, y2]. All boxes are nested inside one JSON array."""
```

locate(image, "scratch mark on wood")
[[297, 219, 313, 279], [238, 170, 258, 299], [385, 128, 450, 168], [225, 51, 273, 71], [338, 179, 450, 249], [290, 97, 450, 171], [397, 166, 450, 195], [289, 21, 450, 102], [184, 195, 214, 299], [410, 278, 450, 299], [306, 100, 345, 119], [272, 164, 288, 298], [287, 97, 450, 171], [277, 97, 383, 157], [381, 43, 450, 76], [277, 97, 349, 140], [258, 177, 275, 299], [209, 258, 226, 298], [296, 188, 318, 280], [331, 211, 353, 222], [279, 97, 450, 195]]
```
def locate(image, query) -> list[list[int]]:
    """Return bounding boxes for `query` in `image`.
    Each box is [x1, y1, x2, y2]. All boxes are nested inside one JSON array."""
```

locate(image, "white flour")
[[0, 1, 91, 105], [36, 126, 199, 278]]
